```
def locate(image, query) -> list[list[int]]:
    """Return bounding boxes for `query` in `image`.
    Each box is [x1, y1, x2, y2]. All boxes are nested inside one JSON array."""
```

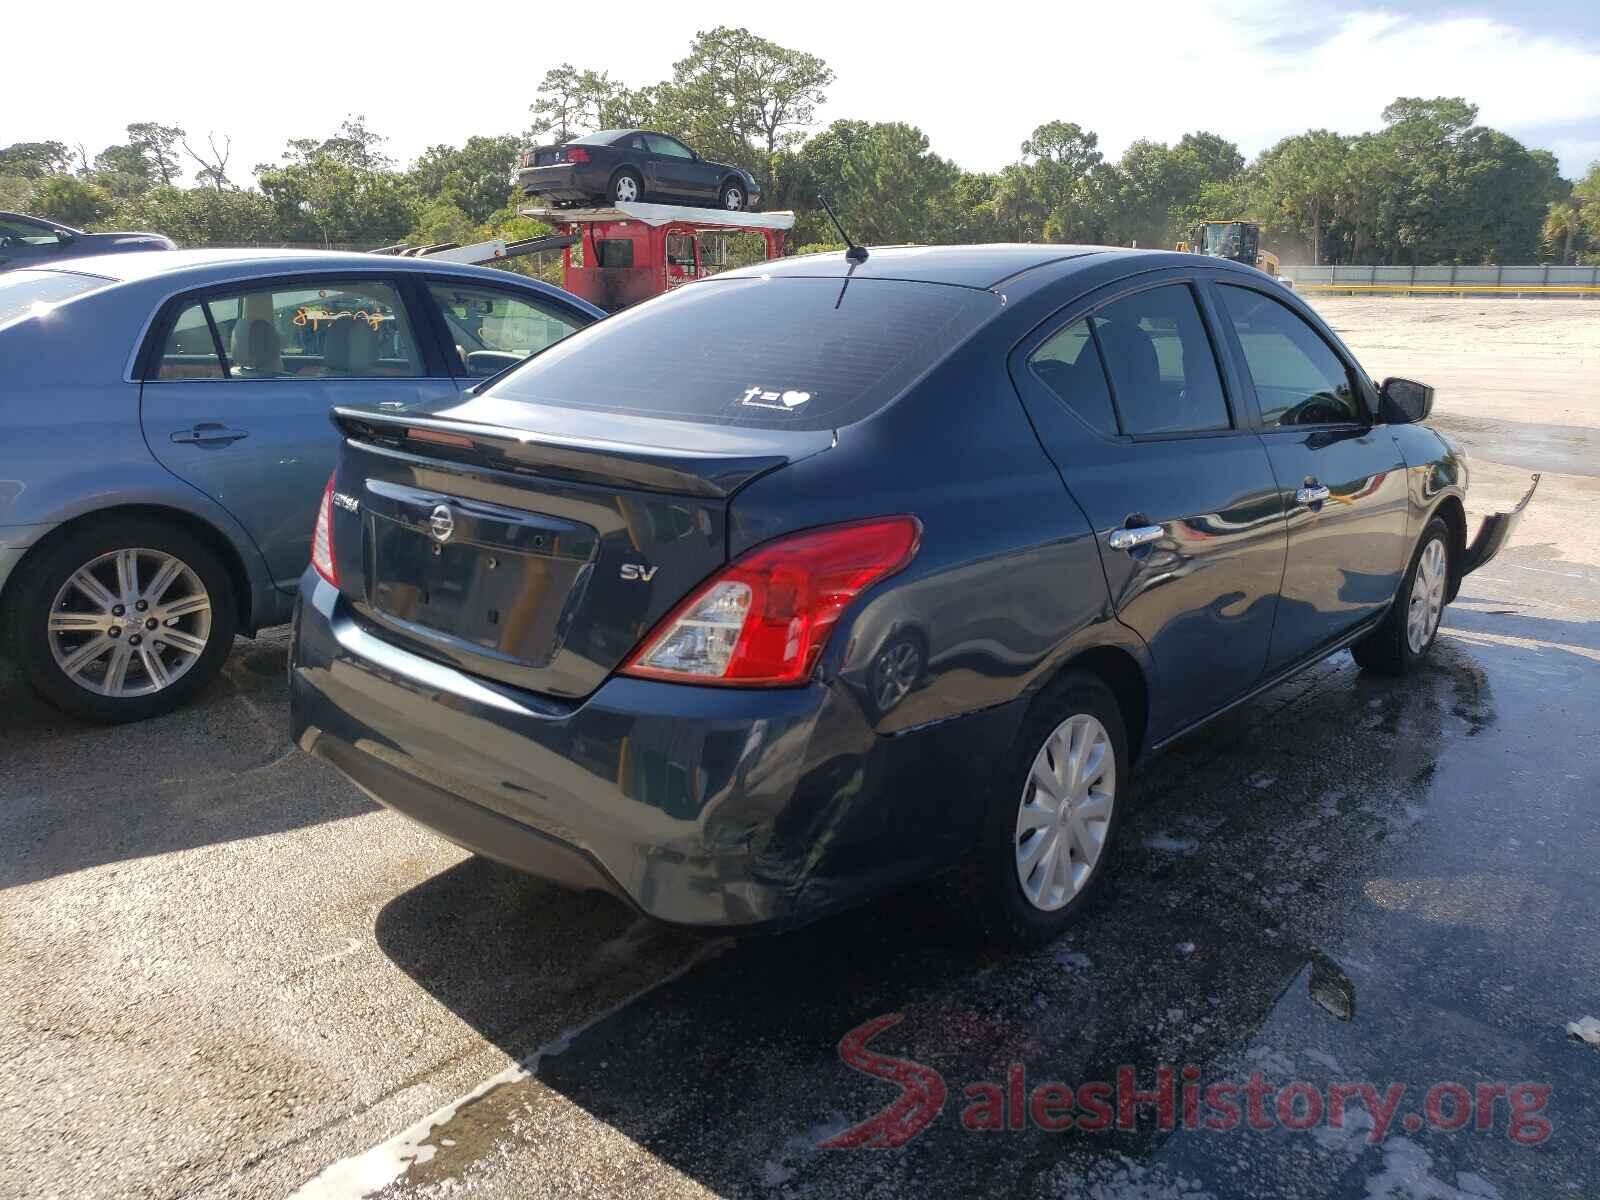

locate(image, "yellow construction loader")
[[1177, 220, 1280, 278]]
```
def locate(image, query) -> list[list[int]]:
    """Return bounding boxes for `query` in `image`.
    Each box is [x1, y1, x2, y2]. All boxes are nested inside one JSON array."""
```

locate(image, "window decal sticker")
[[739, 386, 812, 411]]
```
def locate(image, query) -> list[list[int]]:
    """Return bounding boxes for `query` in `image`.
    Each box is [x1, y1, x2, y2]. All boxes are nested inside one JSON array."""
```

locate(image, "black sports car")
[[517, 129, 761, 212]]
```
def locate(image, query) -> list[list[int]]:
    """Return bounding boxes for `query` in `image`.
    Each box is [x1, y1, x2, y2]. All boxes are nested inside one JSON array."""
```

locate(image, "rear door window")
[[1090, 284, 1230, 436], [156, 302, 225, 379], [1028, 319, 1118, 438], [488, 276, 1002, 430]]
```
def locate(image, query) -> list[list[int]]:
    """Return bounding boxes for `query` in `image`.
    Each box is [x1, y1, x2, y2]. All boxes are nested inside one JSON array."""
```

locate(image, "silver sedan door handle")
[[1107, 524, 1164, 551], [1295, 484, 1332, 506]]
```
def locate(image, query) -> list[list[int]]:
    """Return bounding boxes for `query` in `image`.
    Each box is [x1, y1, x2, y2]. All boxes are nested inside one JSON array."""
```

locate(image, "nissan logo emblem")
[[428, 505, 455, 543]]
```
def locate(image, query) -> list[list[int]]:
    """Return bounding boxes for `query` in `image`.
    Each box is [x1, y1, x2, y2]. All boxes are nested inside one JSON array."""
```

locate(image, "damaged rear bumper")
[[288, 573, 1016, 930], [1460, 473, 1539, 577]]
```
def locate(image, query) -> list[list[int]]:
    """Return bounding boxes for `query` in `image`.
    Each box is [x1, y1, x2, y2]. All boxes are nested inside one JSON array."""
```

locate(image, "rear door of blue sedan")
[[139, 274, 458, 593], [1009, 270, 1289, 738]]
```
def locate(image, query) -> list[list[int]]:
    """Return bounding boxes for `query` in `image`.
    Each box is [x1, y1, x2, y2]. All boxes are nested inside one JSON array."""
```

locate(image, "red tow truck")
[[520, 201, 795, 311], [377, 202, 795, 313]]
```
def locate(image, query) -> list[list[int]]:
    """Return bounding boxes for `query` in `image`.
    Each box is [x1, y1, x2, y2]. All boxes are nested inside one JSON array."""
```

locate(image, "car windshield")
[[0, 270, 110, 327], [487, 275, 1002, 431]]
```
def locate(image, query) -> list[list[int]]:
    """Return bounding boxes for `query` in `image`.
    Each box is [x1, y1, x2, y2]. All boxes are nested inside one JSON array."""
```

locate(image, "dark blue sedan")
[[289, 244, 1534, 944]]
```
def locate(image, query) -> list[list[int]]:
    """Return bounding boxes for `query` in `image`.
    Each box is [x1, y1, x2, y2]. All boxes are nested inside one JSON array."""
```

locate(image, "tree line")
[[3, 26, 1597, 268]]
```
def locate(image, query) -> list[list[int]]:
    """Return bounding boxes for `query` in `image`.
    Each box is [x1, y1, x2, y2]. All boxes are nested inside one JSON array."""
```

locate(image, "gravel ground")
[[2, 297, 1596, 1200]]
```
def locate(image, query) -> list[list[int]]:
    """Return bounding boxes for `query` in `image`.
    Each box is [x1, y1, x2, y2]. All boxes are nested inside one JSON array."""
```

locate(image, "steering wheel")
[[1281, 394, 1346, 426]]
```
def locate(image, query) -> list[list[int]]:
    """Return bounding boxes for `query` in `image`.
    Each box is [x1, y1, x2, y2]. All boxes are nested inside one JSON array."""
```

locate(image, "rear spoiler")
[[331, 407, 833, 500], [1460, 473, 1539, 578]]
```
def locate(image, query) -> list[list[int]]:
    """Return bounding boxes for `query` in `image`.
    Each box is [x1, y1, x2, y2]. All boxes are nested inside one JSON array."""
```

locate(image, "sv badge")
[[620, 564, 659, 582]]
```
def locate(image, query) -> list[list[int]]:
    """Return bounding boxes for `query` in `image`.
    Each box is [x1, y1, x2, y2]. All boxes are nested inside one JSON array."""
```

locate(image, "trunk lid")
[[328, 402, 833, 698]]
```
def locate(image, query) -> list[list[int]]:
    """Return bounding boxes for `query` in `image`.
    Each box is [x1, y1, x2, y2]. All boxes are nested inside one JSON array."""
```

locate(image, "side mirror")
[[54, 229, 75, 244], [1380, 377, 1433, 424]]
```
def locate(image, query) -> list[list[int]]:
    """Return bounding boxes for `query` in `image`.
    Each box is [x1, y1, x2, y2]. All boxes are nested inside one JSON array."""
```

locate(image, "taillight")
[[621, 516, 921, 687], [565, 146, 590, 163], [311, 473, 338, 586]]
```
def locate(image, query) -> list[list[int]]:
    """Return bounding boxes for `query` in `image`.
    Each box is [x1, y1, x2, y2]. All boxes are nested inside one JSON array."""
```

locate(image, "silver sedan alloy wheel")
[[873, 640, 921, 711], [1407, 537, 1447, 654], [47, 548, 212, 698], [723, 185, 745, 210], [1014, 713, 1116, 911], [614, 175, 640, 203]]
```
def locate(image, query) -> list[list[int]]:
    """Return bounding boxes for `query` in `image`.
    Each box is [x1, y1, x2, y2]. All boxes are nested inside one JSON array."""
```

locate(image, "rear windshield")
[[0, 271, 108, 328], [487, 276, 1001, 430]]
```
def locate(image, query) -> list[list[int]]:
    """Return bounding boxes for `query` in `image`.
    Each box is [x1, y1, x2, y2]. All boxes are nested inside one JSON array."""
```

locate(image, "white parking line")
[[286, 939, 727, 1199]]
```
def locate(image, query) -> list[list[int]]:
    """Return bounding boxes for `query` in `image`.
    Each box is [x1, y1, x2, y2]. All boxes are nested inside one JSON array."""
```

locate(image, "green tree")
[[409, 135, 521, 224], [1019, 121, 1104, 240], [796, 120, 955, 244], [126, 122, 186, 186], [664, 26, 832, 164], [31, 175, 114, 227], [0, 141, 73, 178], [1251, 129, 1346, 264], [1543, 200, 1584, 264], [112, 186, 275, 245], [527, 64, 630, 142], [91, 143, 156, 198]]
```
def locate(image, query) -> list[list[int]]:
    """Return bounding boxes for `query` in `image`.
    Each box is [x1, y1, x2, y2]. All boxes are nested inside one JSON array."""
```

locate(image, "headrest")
[[230, 318, 282, 375], [323, 318, 379, 374]]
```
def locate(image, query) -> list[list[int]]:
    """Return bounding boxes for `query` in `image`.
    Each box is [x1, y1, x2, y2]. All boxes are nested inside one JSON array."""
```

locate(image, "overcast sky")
[[6, 0, 1598, 185]]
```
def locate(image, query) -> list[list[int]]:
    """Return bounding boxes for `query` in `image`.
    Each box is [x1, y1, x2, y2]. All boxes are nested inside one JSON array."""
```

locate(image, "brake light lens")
[[565, 146, 590, 163], [311, 473, 338, 586], [621, 516, 921, 686]]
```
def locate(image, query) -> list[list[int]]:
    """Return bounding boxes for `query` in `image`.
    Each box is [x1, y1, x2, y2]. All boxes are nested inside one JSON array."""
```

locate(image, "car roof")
[[26, 246, 593, 295], [716, 243, 1186, 290], [1, 210, 72, 231]]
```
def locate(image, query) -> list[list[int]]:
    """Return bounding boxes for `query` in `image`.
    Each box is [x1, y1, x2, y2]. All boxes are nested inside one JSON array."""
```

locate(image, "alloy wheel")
[[614, 176, 639, 203], [1407, 537, 1447, 653], [872, 640, 921, 711], [47, 548, 212, 698], [1014, 713, 1116, 911], [723, 186, 745, 210]]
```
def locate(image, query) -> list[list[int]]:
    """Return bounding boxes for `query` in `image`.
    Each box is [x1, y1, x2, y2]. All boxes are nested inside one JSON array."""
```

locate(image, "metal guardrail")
[[1281, 264, 1600, 296]]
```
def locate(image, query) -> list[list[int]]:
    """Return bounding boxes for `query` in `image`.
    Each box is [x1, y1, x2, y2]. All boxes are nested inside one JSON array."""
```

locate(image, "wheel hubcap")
[[1406, 537, 1448, 654], [47, 548, 212, 698], [1015, 713, 1115, 912], [615, 177, 638, 202], [724, 188, 743, 209]]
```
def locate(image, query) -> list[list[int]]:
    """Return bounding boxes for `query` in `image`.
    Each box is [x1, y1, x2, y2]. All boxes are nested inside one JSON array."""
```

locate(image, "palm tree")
[[1542, 200, 1583, 265]]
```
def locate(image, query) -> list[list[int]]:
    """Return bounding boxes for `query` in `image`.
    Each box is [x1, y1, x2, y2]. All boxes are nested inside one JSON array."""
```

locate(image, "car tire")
[[1352, 516, 1451, 676], [719, 181, 747, 211], [9, 517, 237, 723], [970, 671, 1129, 946], [610, 170, 643, 205]]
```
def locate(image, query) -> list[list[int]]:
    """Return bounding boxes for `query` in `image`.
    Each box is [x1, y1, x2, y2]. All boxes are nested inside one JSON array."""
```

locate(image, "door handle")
[[1295, 483, 1332, 505], [171, 424, 249, 445], [1107, 524, 1164, 551]]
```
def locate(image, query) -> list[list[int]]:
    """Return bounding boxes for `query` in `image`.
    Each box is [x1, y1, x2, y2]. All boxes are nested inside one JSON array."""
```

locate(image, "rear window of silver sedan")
[[0, 270, 112, 329]]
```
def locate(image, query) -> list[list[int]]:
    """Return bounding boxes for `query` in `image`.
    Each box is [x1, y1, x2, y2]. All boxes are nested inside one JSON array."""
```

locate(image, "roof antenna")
[[818, 192, 868, 263]]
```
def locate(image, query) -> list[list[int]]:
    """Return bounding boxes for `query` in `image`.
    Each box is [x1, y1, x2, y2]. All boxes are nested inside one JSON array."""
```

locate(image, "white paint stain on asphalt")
[[286, 940, 728, 1199]]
